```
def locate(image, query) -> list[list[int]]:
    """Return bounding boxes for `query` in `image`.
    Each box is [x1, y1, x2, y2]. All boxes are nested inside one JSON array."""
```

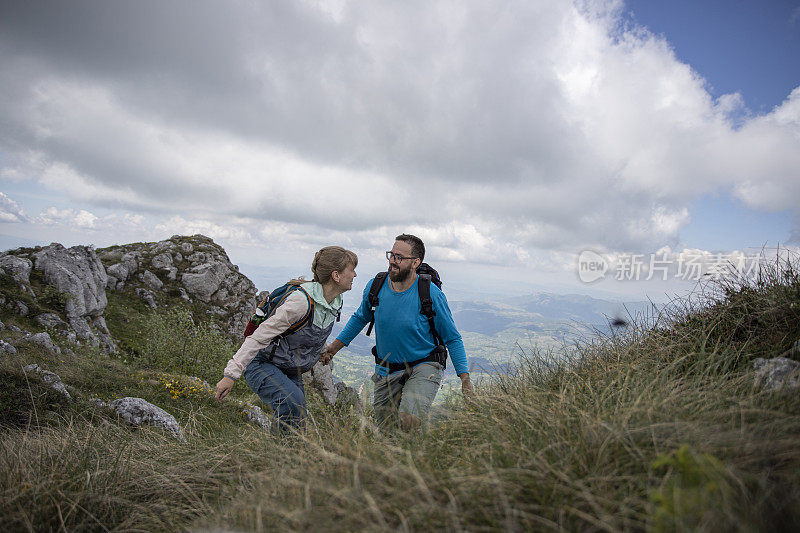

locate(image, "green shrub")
[[138, 307, 236, 384]]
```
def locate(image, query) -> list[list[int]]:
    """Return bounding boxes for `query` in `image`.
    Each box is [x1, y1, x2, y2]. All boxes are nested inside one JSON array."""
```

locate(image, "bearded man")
[[321, 233, 472, 430]]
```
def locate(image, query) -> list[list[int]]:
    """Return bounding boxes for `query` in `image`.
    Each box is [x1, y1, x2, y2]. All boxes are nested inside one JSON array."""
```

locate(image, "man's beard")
[[388, 263, 412, 283]]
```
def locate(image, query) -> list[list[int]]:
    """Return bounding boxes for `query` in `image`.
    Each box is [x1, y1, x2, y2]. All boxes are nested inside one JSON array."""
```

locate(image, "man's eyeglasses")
[[386, 251, 417, 263]]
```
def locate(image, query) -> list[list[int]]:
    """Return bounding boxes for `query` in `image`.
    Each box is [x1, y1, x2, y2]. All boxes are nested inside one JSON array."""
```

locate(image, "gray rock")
[[32, 244, 107, 318], [28, 332, 61, 355], [8, 324, 22, 333], [139, 270, 163, 291], [69, 316, 98, 345], [335, 382, 362, 411], [23, 363, 72, 401], [34, 313, 67, 329], [240, 402, 271, 431], [307, 361, 338, 406], [181, 262, 228, 302], [105, 274, 119, 291], [754, 357, 800, 391], [106, 263, 130, 282], [88, 398, 108, 409], [135, 288, 157, 308], [64, 331, 78, 345], [0, 340, 17, 355], [13, 301, 29, 316], [108, 397, 186, 442], [150, 240, 174, 255], [181, 242, 194, 254], [0, 255, 33, 283], [186, 252, 208, 265], [151, 252, 173, 270], [92, 315, 110, 334]]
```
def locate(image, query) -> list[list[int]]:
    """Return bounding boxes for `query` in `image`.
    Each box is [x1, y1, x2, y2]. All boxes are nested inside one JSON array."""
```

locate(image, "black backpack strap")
[[365, 271, 388, 337], [418, 274, 443, 347]]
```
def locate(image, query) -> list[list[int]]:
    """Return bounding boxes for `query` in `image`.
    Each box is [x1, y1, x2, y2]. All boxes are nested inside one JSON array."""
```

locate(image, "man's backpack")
[[242, 281, 314, 339], [365, 263, 448, 370]]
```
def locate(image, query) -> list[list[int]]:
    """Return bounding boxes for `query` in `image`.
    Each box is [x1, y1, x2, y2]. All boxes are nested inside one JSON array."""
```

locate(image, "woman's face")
[[334, 263, 357, 291]]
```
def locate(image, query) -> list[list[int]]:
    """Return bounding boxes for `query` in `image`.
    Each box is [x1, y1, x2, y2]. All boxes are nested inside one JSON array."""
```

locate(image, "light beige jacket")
[[223, 282, 341, 380]]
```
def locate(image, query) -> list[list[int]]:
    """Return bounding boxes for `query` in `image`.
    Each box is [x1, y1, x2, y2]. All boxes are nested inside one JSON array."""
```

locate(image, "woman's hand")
[[215, 376, 235, 402]]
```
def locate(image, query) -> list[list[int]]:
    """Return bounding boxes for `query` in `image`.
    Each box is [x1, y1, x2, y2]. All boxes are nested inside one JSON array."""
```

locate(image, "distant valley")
[[330, 291, 652, 389]]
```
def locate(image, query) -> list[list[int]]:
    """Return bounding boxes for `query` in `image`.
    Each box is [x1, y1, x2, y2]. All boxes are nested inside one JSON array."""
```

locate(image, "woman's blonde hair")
[[290, 246, 358, 285]]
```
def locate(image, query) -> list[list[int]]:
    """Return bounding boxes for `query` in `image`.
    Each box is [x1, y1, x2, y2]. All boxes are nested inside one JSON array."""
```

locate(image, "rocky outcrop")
[[32, 244, 107, 318], [0, 243, 119, 352], [108, 397, 186, 442], [97, 235, 258, 339]]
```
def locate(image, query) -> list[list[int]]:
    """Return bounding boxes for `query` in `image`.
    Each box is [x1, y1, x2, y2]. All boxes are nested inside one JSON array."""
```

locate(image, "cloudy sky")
[[1, 0, 798, 300]]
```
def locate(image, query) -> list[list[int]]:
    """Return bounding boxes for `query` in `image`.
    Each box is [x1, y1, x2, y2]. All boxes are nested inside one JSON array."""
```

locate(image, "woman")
[[215, 246, 357, 431]]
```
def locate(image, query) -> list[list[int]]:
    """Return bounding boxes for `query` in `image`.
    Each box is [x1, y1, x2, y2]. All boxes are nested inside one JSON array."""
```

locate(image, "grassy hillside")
[[2, 258, 799, 531]]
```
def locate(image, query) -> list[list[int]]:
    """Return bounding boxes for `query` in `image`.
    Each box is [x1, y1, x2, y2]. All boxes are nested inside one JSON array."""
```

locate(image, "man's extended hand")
[[320, 339, 345, 366], [319, 344, 334, 365], [460, 373, 474, 398]]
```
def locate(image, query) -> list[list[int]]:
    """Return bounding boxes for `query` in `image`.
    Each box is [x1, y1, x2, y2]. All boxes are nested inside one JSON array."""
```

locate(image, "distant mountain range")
[[329, 291, 652, 386]]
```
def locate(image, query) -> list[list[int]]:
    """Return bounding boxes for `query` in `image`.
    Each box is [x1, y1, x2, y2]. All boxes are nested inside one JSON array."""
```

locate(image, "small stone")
[[240, 402, 271, 431], [14, 301, 29, 316], [34, 313, 67, 329], [135, 288, 158, 308], [23, 363, 72, 401], [0, 340, 17, 355]]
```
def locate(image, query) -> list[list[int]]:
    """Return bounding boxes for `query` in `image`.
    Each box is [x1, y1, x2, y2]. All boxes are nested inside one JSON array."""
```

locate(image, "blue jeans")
[[243, 353, 306, 432]]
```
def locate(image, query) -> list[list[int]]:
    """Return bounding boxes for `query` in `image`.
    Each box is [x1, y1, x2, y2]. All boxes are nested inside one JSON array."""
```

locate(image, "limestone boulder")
[[754, 357, 800, 391], [108, 397, 186, 442], [32, 244, 107, 318], [139, 270, 163, 291], [27, 332, 61, 355], [0, 255, 32, 284], [181, 262, 228, 302]]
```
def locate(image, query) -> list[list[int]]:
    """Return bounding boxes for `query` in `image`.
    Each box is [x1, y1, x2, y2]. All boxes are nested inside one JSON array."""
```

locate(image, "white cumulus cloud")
[[0, 0, 797, 264]]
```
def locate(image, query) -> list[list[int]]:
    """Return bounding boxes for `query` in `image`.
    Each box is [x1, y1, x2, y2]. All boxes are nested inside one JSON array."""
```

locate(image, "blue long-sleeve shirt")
[[336, 275, 469, 376]]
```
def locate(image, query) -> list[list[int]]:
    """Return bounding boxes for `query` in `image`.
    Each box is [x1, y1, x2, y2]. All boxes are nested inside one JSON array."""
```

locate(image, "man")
[[321, 233, 472, 430]]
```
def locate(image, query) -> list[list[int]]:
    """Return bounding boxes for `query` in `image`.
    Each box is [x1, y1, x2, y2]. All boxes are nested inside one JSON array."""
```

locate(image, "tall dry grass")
[[1, 255, 799, 531]]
